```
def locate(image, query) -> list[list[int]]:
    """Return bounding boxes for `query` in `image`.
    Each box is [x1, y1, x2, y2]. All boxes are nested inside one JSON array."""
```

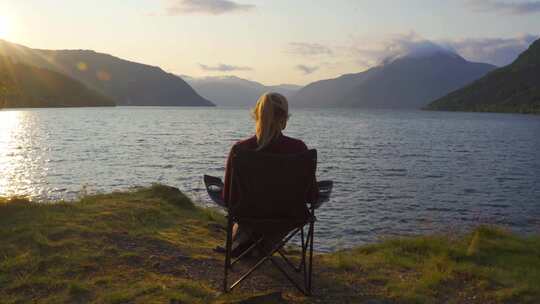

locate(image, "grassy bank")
[[1, 185, 539, 303]]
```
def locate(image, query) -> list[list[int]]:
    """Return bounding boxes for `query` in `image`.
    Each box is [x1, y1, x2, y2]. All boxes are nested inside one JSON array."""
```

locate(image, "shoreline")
[[1, 185, 539, 303]]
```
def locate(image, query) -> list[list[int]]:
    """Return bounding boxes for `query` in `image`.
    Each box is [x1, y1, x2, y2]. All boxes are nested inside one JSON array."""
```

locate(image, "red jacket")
[[223, 133, 318, 206]]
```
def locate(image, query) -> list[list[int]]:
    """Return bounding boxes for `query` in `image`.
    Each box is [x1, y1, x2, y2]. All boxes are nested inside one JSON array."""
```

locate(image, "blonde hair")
[[252, 92, 290, 150]]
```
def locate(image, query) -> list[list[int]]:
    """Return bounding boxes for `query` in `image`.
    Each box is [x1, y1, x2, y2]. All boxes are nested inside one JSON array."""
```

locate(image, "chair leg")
[[268, 227, 312, 296], [279, 227, 308, 272], [227, 228, 300, 292], [300, 227, 306, 272], [268, 255, 310, 296], [223, 225, 315, 296], [231, 238, 264, 267], [278, 248, 303, 273], [230, 251, 271, 290], [302, 227, 309, 290], [307, 221, 315, 295], [223, 217, 233, 293], [277, 226, 308, 274]]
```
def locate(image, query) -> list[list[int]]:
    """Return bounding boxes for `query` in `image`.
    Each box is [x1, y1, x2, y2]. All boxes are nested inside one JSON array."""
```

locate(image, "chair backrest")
[[229, 149, 317, 233]]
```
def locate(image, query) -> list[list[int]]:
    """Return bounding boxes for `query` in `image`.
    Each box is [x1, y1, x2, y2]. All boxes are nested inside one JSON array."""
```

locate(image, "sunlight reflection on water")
[[0, 111, 26, 197], [0, 111, 56, 198]]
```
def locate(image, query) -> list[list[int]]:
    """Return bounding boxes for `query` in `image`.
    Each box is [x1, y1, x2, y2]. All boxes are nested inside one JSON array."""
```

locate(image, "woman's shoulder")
[[232, 136, 258, 151], [230, 134, 310, 152], [280, 134, 308, 150]]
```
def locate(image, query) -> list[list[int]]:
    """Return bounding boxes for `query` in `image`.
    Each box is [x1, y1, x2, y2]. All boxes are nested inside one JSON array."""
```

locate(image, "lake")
[[1, 107, 539, 251]]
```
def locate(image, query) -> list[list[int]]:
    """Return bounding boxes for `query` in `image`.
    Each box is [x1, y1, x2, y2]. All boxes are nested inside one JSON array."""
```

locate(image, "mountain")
[[0, 56, 114, 108], [292, 52, 496, 109], [0, 39, 213, 107], [426, 38, 540, 114], [184, 75, 301, 107]]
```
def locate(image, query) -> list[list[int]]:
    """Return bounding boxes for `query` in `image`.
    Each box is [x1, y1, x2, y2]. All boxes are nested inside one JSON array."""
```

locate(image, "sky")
[[0, 0, 539, 85]]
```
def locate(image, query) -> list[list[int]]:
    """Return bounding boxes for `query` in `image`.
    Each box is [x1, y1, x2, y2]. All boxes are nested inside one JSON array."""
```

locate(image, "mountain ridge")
[[184, 75, 301, 107], [0, 56, 115, 108], [0, 39, 214, 107], [426, 38, 540, 114], [292, 51, 496, 109]]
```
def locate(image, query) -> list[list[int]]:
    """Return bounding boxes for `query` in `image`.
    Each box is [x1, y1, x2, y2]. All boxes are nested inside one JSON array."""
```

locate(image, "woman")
[[222, 92, 317, 256]]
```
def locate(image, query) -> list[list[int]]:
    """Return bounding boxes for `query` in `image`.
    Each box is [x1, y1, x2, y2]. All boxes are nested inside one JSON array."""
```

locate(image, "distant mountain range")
[[2, 37, 537, 113], [426, 38, 540, 114], [183, 75, 301, 107], [0, 39, 213, 107], [292, 51, 496, 109], [0, 56, 114, 108]]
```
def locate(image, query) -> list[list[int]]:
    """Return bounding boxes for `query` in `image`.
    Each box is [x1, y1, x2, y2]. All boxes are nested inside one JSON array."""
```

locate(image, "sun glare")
[[0, 15, 12, 39]]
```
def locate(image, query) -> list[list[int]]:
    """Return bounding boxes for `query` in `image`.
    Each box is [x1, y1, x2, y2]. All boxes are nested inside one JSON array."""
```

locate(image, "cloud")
[[296, 65, 319, 74], [349, 32, 455, 66], [165, 0, 255, 15], [442, 34, 538, 66], [347, 32, 537, 68], [198, 63, 253, 72], [287, 42, 333, 56], [194, 32, 536, 81], [466, 0, 540, 15]]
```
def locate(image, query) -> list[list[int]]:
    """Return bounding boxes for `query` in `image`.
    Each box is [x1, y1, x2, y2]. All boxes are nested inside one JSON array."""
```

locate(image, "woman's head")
[[252, 92, 290, 150]]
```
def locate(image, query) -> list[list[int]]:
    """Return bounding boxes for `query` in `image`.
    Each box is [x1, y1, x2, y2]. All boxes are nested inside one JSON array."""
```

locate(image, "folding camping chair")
[[203, 149, 333, 295]]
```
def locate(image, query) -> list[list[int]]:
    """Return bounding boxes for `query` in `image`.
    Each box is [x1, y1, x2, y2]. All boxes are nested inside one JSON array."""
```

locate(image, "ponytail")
[[252, 92, 289, 151]]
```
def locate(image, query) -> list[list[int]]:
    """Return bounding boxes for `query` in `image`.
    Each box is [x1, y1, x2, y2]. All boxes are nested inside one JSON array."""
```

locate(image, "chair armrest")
[[310, 180, 333, 210], [203, 175, 333, 210], [203, 175, 226, 208]]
